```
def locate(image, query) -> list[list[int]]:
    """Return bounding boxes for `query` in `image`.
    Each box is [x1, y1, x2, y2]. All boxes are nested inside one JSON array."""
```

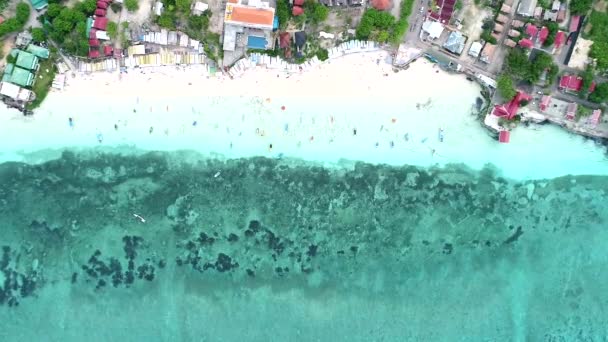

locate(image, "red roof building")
[[540, 95, 551, 111], [93, 17, 108, 30], [492, 91, 532, 120], [525, 24, 538, 38], [88, 50, 100, 59], [559, 75, 596, 93], [90, 28, 97, 39], [519, 38, 533, 48], [538, 26, 549, 44], [89, 39, 100, 47], [569, 15, 580, 33], [429, 0, 456, 24], [97, 1, 108, 9], [498, 131, 510, 143], [293, 0, 304, 5], [279, 32, 291, 48], [554, 31, 566, 49], [95, 9, 106, 16], [588, 109, 602, 125], [104, 45, 113, 56], [566, 102, 577, 120], [292, 6, 304, 16]]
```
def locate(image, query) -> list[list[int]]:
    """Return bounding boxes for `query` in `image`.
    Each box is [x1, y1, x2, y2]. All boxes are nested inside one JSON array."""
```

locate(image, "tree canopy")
[[0, 2, 30, 38], [31, 28, 46, 43], [497, 74, 517, 100], [588, 82, 608, 103], [569, 0, 593, 15], [125, 0, 139, 12], [506, 49, 555, 84]]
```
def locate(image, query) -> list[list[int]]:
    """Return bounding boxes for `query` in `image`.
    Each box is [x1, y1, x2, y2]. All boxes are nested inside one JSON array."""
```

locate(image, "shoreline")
[[1, 51, 608, 180]]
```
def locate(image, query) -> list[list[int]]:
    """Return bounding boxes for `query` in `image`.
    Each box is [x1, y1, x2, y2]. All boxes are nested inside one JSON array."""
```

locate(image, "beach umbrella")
[[371, 0, 391, 10]]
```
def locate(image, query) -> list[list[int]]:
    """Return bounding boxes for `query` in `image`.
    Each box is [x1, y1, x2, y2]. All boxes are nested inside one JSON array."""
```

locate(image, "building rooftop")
[[26, 44, 50, 59], [3, 64, 35, 88], [15, 51, 39, 71], [443, 31, 466, 55], [429, 0, 456, 24], [225, 3, 275, 28], [569, 15, 581, 33]]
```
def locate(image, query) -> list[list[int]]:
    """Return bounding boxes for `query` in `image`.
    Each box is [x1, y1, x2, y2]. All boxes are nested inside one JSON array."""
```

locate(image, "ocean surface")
[[1, 93, 608, 340]]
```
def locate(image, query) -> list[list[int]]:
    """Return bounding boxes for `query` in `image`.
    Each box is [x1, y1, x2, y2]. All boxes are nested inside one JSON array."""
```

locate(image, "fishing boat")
[[438, 128, 445, 142]]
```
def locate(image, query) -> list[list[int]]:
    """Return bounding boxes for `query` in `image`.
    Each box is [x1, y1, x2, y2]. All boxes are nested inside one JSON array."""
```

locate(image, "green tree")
[[590, 41, 608, 72], [188, 13, 209, 31], [569, 0, 592, 15], [125, 0, 139, 12], [316, 48, 329, 61], [31, 27, 46, 43], [506, 49, 530, 80], [107, 21, 118, 39], [588, 82, 608, 103], [497, 74, 517, 100], [176, 0, 191, 13], [15, 2, 31, 23], [158, 13, 175, 28], [76, 0, 97, 14], [46, 3, 62, 18], [305, 0, 328, 24]]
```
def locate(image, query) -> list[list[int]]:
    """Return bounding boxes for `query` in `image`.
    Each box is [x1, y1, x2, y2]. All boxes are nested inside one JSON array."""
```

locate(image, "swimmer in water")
[[68, 117, 74, 128], [149, 127, 154, 134]]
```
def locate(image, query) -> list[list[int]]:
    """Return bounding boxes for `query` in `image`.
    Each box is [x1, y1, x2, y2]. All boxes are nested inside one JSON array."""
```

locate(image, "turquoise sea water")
[[1, 96, 608, 340]]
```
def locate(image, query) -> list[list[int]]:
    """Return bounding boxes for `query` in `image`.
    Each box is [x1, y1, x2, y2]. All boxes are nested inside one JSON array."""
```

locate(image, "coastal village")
[[0, 0, 607, 142]]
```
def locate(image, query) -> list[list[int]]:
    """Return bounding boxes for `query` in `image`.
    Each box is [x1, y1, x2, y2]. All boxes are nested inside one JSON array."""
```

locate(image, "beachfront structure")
[[517, 0, 537, 16], [222, 0, 276, 64], [492, 91, 531, 120], [588, 109, 602, 126], [443, 31, 466, 55], [191, 1, 209, 15], [494, 23, 504, 33], [2, 64, 35, 88], [15, 50, 40, 71], [565, 103, 577, 120], [0, 81, 34, 102], [533, 6, 543, 19], [429, 0, 456, 24], [422, 20, 444, 40], [539, 95, 551, 111], [544, 9, 558, 21], [559, 75, 596, 94], [500, 4, 511, 13], [468, 41, 482, 58]]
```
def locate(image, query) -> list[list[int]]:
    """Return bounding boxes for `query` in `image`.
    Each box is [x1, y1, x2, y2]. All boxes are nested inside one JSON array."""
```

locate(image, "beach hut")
[[493, 23, 504, 33], [480, 43, 496, 63], [504, 39, 517, 48], [97, 1, 108, 9], [89, 39, 100, 47], [525, 24, 538, 38], [554, 31, 566, 49], [104, 45, 113, 56], [294, 31, 306, 50], [496, 14, 509, 24], [95, 9, 106, 16], [498, 131, 510, 143], [565, 103, 577, 120], [539, 95, 551, 111], [88, 50, 100, 59], [508, 29, 520, 38], [294, 0, 304, 4], [500, 4, 511, 13], [588, 109, 602, 126]]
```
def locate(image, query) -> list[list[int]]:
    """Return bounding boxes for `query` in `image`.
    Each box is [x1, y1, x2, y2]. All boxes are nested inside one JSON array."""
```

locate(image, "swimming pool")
[[247, 35, 267, 50]]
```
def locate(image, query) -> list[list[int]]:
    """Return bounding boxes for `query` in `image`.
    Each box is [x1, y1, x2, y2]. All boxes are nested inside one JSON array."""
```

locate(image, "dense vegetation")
[[588, 82, 608, 103], [0, 3, 31, 38], [42, 0, 98, 56], [587, 11, 608, 72], [481, 18, 497, 44], [356, 0, 414, 44], [497, 74, 516, 100], [505, 49, 557, 84], [569, 0, 593, 15], [276, 0, 291, 29], [542, 22, 558, 47]]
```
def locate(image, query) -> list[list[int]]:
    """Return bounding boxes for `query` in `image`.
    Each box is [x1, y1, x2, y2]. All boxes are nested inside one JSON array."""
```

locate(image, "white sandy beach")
[[1, 51, 607, 179]]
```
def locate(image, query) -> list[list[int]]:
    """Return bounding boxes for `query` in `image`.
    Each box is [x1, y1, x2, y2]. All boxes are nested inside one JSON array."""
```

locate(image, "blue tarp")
[[273, 16, 279, 30], [247, 36, 267, 50]]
